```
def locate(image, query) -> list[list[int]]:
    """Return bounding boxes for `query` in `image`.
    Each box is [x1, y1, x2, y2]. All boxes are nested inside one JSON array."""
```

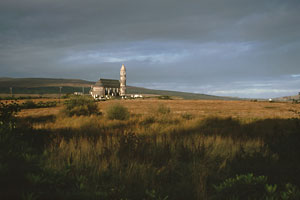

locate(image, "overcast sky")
[[1, 0, 299, 98]]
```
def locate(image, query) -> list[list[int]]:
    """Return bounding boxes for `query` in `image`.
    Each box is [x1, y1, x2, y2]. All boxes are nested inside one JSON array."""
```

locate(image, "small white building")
[[131, 94, 143, 98]]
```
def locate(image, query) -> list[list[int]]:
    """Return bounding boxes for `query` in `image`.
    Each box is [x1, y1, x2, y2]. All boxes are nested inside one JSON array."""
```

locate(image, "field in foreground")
[[17, 99, 300, 119], [1, 98, 300, 200]]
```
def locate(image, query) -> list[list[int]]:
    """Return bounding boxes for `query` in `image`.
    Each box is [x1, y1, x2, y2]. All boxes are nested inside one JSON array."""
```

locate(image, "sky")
[[0, 0, 299, 98]]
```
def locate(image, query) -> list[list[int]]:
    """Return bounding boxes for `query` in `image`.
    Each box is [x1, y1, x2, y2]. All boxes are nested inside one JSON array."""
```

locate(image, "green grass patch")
[[106, 103, 130, 120], [63, 96, 99, 116]]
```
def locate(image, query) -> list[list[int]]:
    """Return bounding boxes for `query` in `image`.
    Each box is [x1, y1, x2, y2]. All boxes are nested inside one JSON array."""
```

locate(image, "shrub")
[[156, 104, 171, 115], [213, 173, 300, 200], [0, 101, 20, 130], [0, 102, 42, 199], [106, 104, 130, 120], [20, 100, 57, 109], [22, 100, 37, 109], [158, 95, 172, 100], [63, 96, 98, 116], [213, 173, 267, 199], [36, 101, 57, 108]]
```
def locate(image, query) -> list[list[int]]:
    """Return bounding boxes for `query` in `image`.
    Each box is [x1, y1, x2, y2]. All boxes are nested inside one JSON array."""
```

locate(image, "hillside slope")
[[0, 77, 238, 100], [126, 86, 237, 100], [0, 77, 94, 87]]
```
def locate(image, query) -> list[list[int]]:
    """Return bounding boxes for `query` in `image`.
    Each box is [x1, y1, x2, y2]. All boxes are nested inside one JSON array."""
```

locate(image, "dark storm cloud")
[[2, 0, 299, 44], [0, 0, 299, 98]]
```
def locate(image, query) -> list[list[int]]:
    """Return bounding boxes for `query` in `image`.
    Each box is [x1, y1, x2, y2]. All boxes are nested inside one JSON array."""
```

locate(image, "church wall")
[[92, 86, 105, 97]]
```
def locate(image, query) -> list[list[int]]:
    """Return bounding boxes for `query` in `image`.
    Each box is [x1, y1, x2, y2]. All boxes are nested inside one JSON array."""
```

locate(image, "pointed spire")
[[121, 64, 126, 71], [120, 64, 126, 97]]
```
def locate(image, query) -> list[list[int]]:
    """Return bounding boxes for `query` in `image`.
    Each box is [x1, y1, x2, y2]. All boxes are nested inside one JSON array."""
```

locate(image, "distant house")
[[74, 92, 83, 95], [90, 64, 126, 100], [131, 94, 143, 98]]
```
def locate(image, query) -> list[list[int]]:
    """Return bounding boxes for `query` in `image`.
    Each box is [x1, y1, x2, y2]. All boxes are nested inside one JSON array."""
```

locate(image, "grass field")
[[1, 98, 300, 200], [18, 99, 300, 120]]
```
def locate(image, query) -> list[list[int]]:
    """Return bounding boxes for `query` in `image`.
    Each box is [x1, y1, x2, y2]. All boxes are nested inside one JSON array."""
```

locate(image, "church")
[[90, 64, 126, 99]]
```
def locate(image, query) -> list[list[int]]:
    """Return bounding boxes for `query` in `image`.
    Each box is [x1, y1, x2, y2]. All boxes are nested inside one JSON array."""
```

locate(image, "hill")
[[0, 77, 94, 87], [274, 94, 300, 102], [126, 86, 237, 100], [0, 77, 238, 100]]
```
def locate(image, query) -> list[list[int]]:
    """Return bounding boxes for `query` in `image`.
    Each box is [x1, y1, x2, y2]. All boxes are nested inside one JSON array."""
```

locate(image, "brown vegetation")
[[2, 99, 300, 199], [100, 99, 300, 120], [17, 99, 300, 119]]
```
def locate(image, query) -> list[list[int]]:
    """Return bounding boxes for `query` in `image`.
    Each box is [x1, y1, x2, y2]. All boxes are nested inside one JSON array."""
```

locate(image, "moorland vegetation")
[[1, 96, 300, 200]]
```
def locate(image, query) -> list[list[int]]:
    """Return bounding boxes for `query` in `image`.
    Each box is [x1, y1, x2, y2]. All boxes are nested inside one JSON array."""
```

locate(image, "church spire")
[[120, 64, 126, 97]]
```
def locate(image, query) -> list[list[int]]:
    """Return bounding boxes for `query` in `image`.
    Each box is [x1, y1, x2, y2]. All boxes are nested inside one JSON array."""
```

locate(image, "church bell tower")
[[120, 64, 126, 97]]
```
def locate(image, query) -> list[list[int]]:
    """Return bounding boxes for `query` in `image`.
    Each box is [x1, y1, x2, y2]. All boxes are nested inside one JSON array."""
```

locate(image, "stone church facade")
[[90, 64, 126, 99]]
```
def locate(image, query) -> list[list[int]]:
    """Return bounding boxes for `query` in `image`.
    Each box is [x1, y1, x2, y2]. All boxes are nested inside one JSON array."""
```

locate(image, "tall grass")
[[2, 100, 300, 199], [39, 113, 276, 199], [38, 112, 300, 199], [45, 133, 257, 199]]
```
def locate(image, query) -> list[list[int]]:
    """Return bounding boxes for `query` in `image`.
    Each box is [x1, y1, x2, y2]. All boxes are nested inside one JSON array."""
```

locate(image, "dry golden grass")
[[17, 105, 63, 117], [99, 99, 300, 120], [15, 99, 298, 154], [19, 99, 300, 128], [13, 98, 300, 199], [13, 99, 300, 119]]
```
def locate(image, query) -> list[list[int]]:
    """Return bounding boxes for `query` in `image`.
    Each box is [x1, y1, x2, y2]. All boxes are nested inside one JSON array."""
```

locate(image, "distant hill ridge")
[[0, 77, 237, 100], [0, 77, 94, 87]]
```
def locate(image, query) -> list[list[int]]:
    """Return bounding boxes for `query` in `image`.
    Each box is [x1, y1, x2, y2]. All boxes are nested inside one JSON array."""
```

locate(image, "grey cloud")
[[1, 0, 299, 44], [0, 0, 299, 98]]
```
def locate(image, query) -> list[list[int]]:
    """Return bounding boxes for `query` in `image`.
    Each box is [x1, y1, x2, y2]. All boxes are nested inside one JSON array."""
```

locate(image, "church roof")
[[95, 79, 120, 88]]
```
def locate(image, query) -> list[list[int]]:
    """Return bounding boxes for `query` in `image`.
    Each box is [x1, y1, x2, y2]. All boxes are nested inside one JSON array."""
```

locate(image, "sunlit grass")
[[12, 99, 300, 199]]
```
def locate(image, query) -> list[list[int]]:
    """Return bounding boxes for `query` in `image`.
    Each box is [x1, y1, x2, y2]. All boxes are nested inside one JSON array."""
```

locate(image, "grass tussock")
[[106, 103, 130, 120], [156, 104, 171, 115]]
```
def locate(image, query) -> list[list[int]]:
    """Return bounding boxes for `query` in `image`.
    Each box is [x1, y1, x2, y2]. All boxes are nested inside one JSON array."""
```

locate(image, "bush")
[[22, 100, 37, 109], [158, 95, 172, 100], [0, 101, 20, 130], [36, 101, 57, 108], [20, 100, 57, 109], [213, 173, 300, 200], [0, 102, 41, 199], [0, 96, 43, 100], [106, 104, 130, 120], [63, 96, 98, 116]]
